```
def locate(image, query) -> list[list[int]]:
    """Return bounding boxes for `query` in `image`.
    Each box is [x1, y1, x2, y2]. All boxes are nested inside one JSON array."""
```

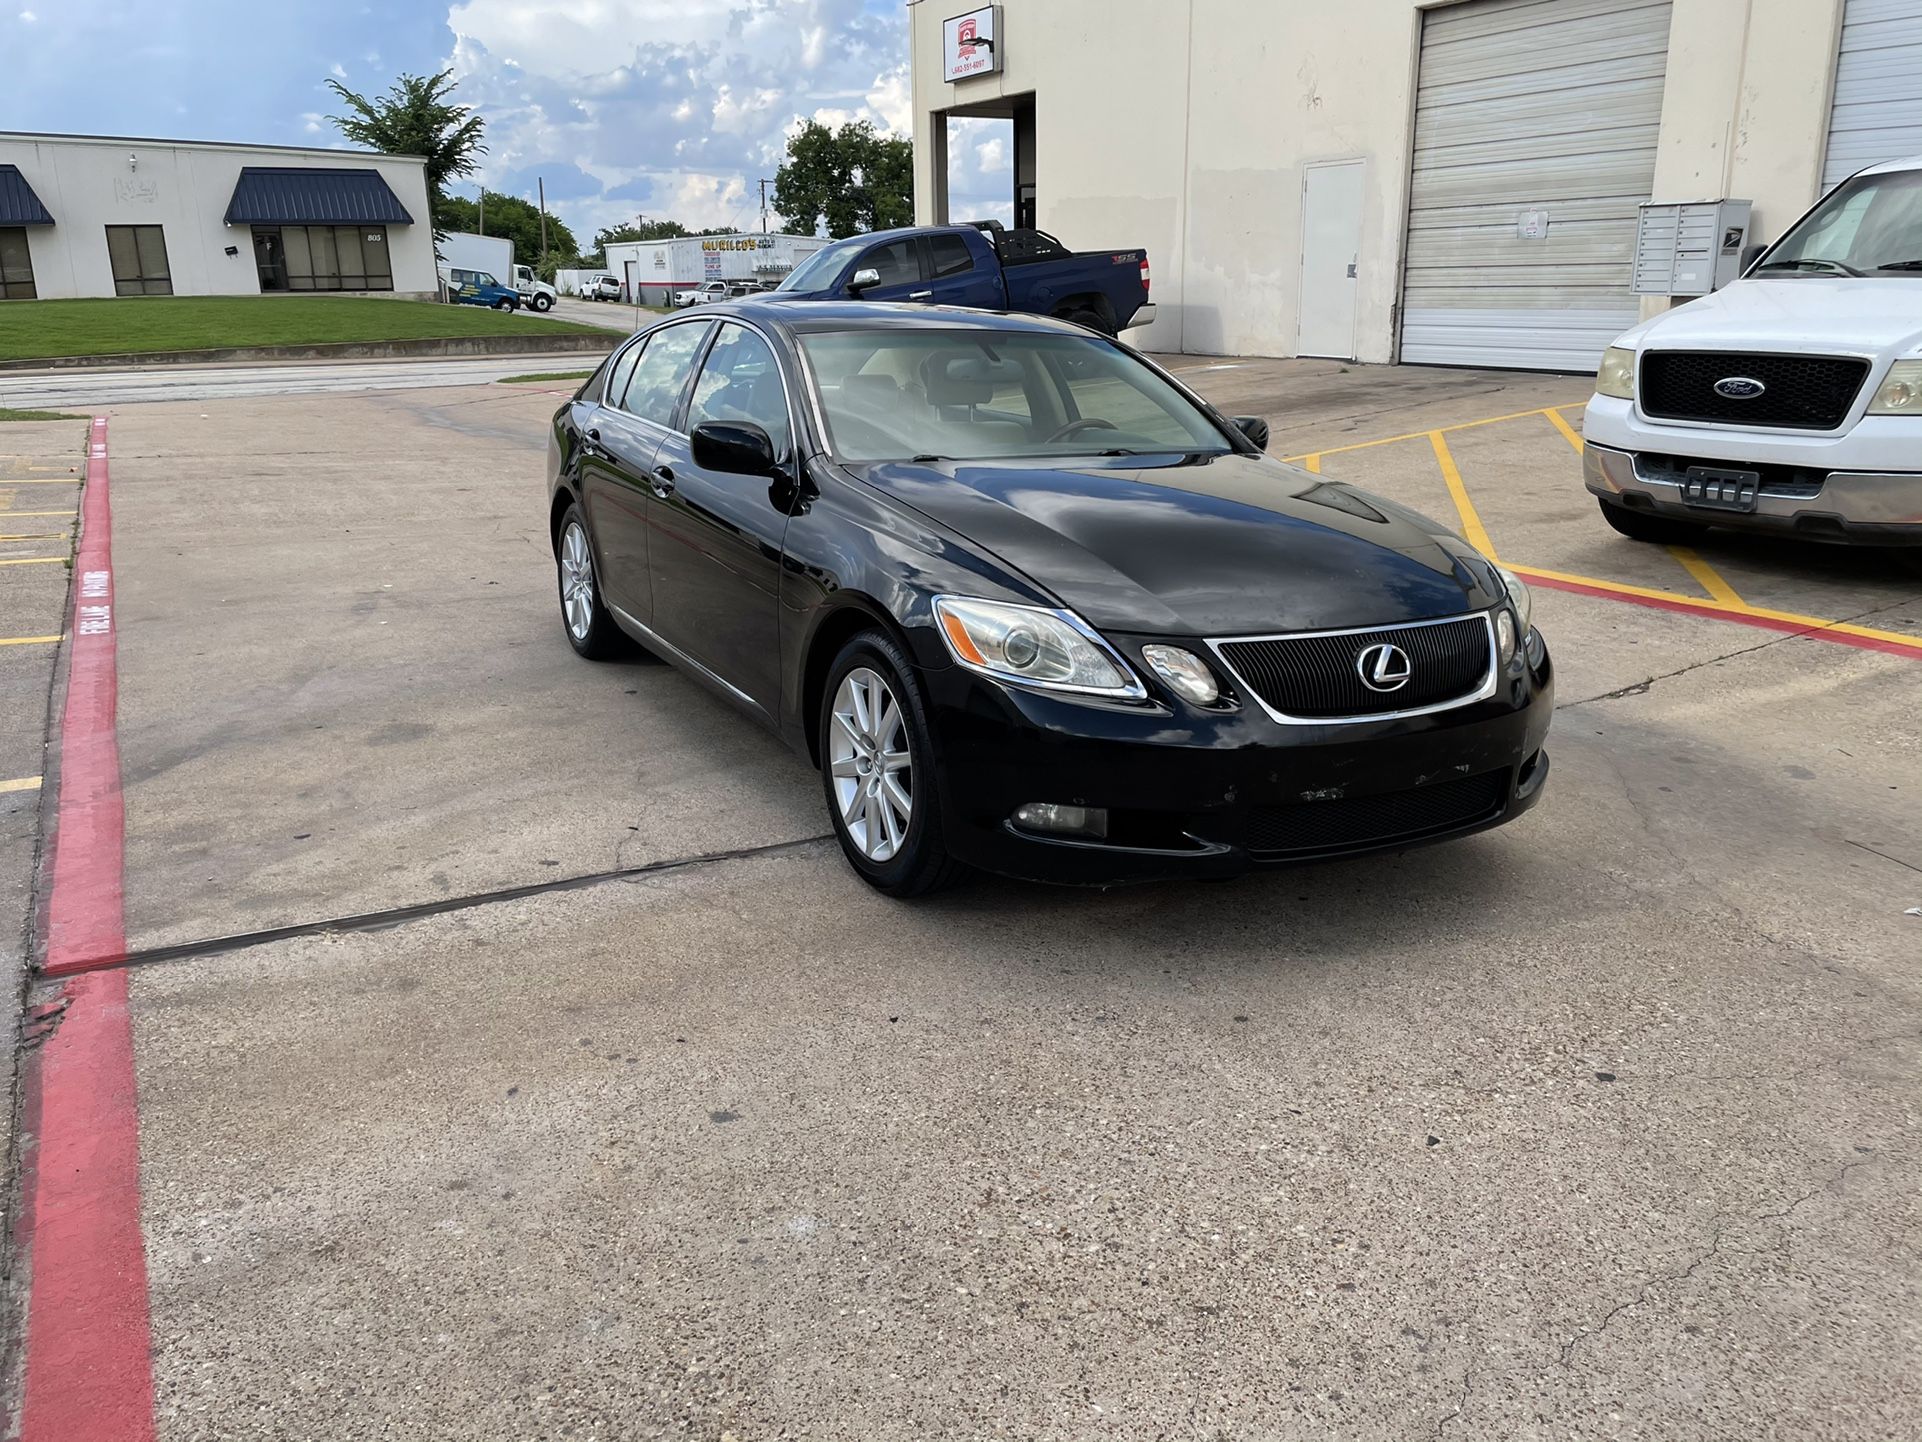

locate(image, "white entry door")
[[1298, 160, 1365, 360]]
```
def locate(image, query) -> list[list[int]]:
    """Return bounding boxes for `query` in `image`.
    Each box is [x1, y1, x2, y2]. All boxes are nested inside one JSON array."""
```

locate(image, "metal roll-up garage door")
[[1823, 0, 1922, 188], [1400, 0, 1673, 371]]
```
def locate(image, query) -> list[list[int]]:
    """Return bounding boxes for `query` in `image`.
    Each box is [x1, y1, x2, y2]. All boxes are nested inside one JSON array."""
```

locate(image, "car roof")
[[710, 299, 1092, 337], [1857, 153, 1922, 177]]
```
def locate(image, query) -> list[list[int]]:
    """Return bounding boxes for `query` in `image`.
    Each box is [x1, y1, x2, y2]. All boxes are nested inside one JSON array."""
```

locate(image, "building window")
[[105, 225, 172, 296], [252, 225, 392, 292], [0, 227, 35, 300]]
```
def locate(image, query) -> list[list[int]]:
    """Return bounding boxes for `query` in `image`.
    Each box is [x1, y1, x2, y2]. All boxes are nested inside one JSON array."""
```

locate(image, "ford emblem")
[[1713, 376, 1767, 400]]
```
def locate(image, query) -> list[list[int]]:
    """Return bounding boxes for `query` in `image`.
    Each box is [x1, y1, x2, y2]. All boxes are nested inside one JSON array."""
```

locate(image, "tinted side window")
[[621, 323, 709, 427], [928, 235, 974, 278], [576, 354, 610, 405], [860, 239, 921, 286], [688, 324, 791, 460], [601, 340, 644, 410]]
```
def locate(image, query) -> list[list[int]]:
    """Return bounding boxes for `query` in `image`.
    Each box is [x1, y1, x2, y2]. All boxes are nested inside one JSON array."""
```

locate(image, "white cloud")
[[301, 111, 325, 135], [18, 9, 37, 21], [330, 62, 347, 79], [977, 136, 1007, 173]]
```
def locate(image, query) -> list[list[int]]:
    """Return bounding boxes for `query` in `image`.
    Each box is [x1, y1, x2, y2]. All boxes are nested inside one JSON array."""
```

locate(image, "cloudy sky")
[[6, 0, 1012, 241]]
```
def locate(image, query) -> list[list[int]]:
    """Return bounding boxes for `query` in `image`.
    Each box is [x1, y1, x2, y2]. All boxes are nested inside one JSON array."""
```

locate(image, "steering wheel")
[[1044, 418, 1119, 444]]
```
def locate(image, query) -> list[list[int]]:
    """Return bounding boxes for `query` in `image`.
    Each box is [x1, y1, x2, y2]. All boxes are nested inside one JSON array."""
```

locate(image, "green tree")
[[326, 69, 486, 219], [589, 218, 738, 264], [435, 191, 579, 269], [772, 121, 914, 238]]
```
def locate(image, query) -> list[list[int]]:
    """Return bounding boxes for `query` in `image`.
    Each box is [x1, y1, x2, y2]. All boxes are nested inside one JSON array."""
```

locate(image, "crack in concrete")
[[1841, 837, 1922, 876], [1436, 1366, 1472, 1438], [1559, 1152, 1879, 1364]]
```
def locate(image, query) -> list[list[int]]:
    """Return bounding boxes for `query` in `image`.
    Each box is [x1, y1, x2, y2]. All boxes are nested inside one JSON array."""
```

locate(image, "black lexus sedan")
[[545, 302, 1552, 895]]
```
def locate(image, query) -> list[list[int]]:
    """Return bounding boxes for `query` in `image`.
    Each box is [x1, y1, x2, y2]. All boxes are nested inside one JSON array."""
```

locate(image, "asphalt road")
[[10, 360, 1920, 1440]]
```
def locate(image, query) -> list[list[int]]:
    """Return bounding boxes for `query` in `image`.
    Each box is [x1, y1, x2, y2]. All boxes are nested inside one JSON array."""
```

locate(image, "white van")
[[1583, 155, 1922, 554]]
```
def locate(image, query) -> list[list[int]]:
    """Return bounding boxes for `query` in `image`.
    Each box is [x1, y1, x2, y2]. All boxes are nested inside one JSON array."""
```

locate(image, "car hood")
[[849, 452, 1502, 636], [1617, 277, 1922, 357]]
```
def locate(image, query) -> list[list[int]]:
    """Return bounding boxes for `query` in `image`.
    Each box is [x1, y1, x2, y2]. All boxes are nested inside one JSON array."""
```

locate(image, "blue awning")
[[224, 167, 414, 226], [0, 165, 54, 225]]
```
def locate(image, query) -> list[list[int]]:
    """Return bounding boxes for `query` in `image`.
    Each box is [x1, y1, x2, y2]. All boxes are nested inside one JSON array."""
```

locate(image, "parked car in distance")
[[511, 262, 559, 312], [770, 222, 1154, 336], [546, 303, 1551, 895], [674, 280, 731, 308], [1583, 153, 1922, 554], [585, 275, 623, 302], [444, 268, 520, 310]]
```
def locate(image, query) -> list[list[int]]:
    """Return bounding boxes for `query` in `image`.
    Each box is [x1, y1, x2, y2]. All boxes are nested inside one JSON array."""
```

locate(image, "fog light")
[[1013, 802, 1109, 838], [1140, 644, 1220, 705]]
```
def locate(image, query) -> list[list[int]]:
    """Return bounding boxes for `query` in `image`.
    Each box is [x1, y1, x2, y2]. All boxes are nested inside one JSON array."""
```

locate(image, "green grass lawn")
[[498, 370, 595, 384], [0, 408, 85, 421], [0, 295, 606, 362]]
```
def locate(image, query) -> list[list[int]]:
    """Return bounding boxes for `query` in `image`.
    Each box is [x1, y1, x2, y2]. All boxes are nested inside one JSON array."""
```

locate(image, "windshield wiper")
[[909, 454, 950, 463], [1755, 258, 1866, 277], [1875, 259, 1922, 271]]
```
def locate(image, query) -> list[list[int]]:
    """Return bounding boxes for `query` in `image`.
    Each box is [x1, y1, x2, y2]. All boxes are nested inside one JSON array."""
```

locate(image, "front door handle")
[[909, 290, 934, 301], [650, 465, 675, 499]]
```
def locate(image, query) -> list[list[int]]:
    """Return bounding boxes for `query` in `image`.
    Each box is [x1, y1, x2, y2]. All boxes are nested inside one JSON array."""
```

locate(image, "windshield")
[[1760, 168, 1922, 275], [777, 238, 861, 292], [800, 330, 1235, 463]]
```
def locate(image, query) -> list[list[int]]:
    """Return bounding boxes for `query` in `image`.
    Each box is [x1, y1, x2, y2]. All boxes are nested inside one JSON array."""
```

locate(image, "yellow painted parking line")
[[1281, 402, 1588, 464], [1427, 430, 1497, 560], [1544, 408, 1584, 452], [1669, 546, 1745, 605], [0, 556, 65, 567], [0, 776, 42, 795], [0, 511, 78, 518], [0, 477, 84, 484], [1, 635, 63, 647], [0, 532, 65, 541], [1509, 562, 1922, 653], [1301, 454, 1321, 473]]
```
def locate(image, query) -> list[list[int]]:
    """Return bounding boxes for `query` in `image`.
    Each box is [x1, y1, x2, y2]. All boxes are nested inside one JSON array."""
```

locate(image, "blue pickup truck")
[[771, 223, 1154, 336]]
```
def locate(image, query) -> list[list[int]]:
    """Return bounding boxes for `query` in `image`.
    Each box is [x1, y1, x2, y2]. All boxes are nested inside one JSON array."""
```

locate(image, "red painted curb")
[[1524, 571, 1922, 661], [17, 418, 157, 1442]]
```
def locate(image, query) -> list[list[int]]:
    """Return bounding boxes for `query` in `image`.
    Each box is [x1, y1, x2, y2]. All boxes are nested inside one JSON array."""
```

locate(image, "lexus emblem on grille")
[[1713, 376, 1767, 400], [1356, 642, 1412, 693]]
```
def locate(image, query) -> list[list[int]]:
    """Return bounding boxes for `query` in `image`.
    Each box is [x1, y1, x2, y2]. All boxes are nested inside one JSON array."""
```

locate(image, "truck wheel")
[[1596, 497, 1709, 545], [531, 293, 553, 312], [1061, 307, 1115, 338]]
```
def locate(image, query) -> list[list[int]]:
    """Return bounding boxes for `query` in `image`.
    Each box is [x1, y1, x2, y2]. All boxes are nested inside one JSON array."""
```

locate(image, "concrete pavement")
[[11, 358, 1920, 1439], [0, 355, 613, 408]]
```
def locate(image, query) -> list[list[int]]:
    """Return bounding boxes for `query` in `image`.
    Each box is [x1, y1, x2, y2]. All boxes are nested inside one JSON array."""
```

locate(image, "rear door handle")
[[650, 465, 675, 499]]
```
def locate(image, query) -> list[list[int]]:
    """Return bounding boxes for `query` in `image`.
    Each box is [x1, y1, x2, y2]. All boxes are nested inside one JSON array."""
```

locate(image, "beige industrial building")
[[0, 132, 438, 302], [909, 0, 1922, 370]]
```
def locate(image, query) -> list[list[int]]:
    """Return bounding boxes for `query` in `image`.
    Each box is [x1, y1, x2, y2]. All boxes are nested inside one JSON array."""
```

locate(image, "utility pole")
[[477, 186, 485, 236], [758, 179, 774, 234], [538, 178, 549, 258]]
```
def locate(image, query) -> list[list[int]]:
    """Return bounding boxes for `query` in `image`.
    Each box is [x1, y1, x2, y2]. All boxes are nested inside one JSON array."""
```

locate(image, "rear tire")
[[819, 631, 967, 898], [531, 293, 554, 312], [1597, 497, 1710, 546], [1060, 306, 1115, 338], [556, 504, 625, 660]]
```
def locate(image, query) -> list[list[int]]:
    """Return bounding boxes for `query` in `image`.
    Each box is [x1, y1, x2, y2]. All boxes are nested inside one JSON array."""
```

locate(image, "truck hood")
[[1618, 277, 1922, 358], [849, 452, 1503, 636]]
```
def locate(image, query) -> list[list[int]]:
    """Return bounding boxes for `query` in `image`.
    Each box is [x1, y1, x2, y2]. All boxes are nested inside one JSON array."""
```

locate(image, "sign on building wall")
[[943, 6, 1002, 83]]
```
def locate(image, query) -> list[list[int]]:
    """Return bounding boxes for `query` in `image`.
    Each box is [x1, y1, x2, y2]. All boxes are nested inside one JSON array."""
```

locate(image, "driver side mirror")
[[1740, 241, 1767, 275], [848, 266, 882, 297], [691, 420, 779, 477], [1233, 415, 1270, 451]]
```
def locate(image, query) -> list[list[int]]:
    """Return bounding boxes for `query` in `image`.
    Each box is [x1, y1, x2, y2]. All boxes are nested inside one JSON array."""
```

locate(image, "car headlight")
[[1140, 644, 1220, 706], [1595, 346, 1635, 400], [932, 595, 1146, 699], [1868, 360, 1922, 414]]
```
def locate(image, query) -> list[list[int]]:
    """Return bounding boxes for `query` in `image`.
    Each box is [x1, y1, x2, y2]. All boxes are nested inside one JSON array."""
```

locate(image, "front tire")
[[820, 632, 966, 898], [1596, 496, 1710, 545], [556, 505, 624, 659]]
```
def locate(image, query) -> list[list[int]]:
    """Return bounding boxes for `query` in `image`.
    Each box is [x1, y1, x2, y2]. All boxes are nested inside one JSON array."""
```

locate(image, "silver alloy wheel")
[[829, 666, 913, 863], [560, 521, 595, 642]]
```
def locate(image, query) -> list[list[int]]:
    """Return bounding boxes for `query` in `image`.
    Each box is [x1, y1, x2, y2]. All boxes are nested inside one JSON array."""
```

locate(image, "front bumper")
[[1583, 440, 1922, 545], [1122, 303, 1158, 331], [921, 638, 1554, 885]]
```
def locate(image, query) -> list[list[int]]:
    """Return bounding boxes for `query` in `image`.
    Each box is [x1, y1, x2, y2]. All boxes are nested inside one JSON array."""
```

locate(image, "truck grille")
[[1213, 616, 1492, 722], [1244, 770, 1508, 856], [1639, 352, 1870, 431]]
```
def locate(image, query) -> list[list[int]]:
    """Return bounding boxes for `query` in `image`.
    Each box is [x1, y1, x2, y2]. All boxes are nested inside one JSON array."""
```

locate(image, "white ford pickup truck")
[[1583, 155, 1922, 554]]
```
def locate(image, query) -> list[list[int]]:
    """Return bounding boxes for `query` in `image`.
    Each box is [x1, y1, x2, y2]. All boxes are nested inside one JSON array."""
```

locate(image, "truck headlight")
[[933, 595, 1146, 699], [1868, 360, 1922, 414], [1595, 346, 1635, 400]]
